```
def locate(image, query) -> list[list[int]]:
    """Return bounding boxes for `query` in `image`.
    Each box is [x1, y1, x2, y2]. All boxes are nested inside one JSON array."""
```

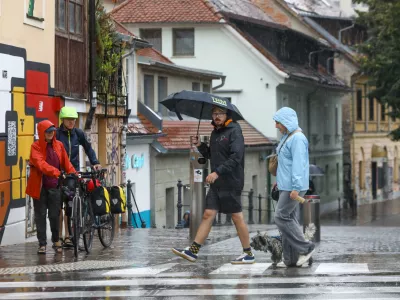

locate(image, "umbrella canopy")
[[309, 164, 324, 176], [160, 90, 244, 121]]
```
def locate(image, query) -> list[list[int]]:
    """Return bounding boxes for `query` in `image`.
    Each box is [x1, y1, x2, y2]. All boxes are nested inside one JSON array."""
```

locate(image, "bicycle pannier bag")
[[91, 186, 110, 216], [109, 186, 126, 214]]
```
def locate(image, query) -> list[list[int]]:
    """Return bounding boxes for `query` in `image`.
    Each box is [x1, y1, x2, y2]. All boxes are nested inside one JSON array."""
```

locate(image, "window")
[[381, 104, 386, 121], [158, 76, 168, 115], [24, 0, 45, 28], [335, 106, 339, 135], [173, 28, 194, 56], [144, 75, 155, 110], [26, 0, 44, 21], [192, 82, 200, 91], [336, 162, 340, 191], [369, 97, 374, 121], [203, 84, 211, 93], [56, 0, 82, 35], [356, 90, 362, 121], [140, 29, 162, 52]]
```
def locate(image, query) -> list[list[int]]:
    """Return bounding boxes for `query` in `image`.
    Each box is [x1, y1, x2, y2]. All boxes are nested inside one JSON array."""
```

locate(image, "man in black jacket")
[[172, 106, 254, 264], [57, 106, 101, 247]]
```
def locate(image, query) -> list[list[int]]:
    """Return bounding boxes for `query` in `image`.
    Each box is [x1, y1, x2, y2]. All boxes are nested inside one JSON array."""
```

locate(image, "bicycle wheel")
[[72, 196, 81, 257], [82, 198, 95, 253], [98, 213, 115, 248]]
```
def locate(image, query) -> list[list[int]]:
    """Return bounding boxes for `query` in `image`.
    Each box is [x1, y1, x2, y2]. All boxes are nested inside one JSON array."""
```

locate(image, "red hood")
[[37, 120, 56, 150]]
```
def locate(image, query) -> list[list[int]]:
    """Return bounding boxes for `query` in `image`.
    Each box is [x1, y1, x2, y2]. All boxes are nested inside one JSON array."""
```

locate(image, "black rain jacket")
[[197, 120, 245, 191]]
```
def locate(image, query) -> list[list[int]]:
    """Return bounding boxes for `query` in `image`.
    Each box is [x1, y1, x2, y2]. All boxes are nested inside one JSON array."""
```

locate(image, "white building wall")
[[128, 23, 285, 139], [125, 143, 151, 227]]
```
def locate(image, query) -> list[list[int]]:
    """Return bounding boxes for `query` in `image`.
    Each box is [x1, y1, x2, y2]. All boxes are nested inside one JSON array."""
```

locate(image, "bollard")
[[303, 195, 320, 242], [127, 180, 133, 227], [338, 197, 341, 212], [248, 189, 254, 224], [258, 194, 262, 224], [176, 179, 183, 229], [267, 194, 272, 224], [217, 212, 221, 225]]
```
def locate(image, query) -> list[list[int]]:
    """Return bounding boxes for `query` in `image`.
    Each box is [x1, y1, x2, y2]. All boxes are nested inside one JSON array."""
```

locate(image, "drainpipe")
[[85, 0, 97, 130], [212, 76, 226, 91], [338, 23, 355, 44], [307, 88, 319, 165]]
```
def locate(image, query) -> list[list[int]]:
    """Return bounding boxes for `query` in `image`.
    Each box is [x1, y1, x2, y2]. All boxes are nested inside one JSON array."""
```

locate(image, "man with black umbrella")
[[172, 105, 254, 264]]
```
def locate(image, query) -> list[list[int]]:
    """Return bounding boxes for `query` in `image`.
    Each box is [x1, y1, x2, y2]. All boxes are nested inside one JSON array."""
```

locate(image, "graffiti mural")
[[0, 43, 63, 245]]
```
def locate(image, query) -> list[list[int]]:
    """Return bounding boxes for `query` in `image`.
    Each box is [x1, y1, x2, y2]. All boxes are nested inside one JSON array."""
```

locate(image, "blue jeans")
[[274, 191, 314, 266]]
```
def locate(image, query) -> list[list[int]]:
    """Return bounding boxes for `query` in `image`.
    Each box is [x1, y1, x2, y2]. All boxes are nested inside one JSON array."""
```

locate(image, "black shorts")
[[205, 188, 242, 214]]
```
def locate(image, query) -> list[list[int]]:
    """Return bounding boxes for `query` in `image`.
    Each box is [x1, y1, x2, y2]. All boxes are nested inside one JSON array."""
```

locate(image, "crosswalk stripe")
[[0, 275, 400, 288], [210, 263, 272, 275], [315, 263, 370, 274], [2, 287, 400, 299], [102, 262, 177, 276]]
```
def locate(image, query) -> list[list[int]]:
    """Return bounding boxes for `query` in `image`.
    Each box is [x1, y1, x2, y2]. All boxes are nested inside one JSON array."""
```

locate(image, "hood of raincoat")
[[37, 120, 56, 151], [273, 107, 299, 133]]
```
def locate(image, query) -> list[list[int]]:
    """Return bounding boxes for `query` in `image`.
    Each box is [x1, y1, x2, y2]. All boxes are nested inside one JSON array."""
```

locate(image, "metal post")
[[217, 212, 221, 225], [248, 189, 254, 224], [258, 193, 262, 224], [338, 197, 341, 216], [189, 135, 208, 241], [176, 180, 183, 229], [127, 180, 133, 227]]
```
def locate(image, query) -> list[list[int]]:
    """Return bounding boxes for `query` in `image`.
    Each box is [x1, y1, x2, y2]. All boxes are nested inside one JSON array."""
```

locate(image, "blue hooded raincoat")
[[273, 107, 309, 192]]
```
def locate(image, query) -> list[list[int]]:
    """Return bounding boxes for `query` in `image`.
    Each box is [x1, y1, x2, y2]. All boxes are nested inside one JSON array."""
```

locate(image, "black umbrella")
[[309, 164, 324, 176], [160, 90, 244, 136]]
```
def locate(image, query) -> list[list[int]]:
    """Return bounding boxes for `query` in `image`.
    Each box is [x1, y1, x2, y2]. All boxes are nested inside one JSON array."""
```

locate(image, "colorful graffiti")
[[0, 43, 63, 245]]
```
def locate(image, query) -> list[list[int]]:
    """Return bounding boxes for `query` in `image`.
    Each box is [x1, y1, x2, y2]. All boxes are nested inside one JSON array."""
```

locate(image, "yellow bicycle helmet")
[[59, 106, 78, 119]]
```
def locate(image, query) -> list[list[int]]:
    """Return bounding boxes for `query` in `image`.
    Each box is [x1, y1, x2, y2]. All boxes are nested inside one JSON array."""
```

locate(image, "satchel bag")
[[268, 130, 300, 176]]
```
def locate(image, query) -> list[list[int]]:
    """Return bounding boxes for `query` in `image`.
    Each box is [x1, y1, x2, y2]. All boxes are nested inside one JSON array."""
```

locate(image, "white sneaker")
[[276, 261, 287, 268], [296, 249, 315, 266]]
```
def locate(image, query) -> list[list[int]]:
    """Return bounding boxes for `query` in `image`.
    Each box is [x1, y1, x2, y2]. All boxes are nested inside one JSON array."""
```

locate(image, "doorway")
[[166, 187, 175, 229], [371, 162, 377, 199]]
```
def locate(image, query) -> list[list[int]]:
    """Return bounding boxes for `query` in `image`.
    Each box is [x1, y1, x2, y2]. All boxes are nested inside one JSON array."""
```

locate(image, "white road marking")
[[102, 262, 177, 276], [210, 263, 272, 275], [2, 287, 400, 299], [0, 275, 399, 288], [315, 263, 370, 274]]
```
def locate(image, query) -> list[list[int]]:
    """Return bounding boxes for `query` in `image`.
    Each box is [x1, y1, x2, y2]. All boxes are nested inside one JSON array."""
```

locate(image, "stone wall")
[[152, 149, 268, 229]]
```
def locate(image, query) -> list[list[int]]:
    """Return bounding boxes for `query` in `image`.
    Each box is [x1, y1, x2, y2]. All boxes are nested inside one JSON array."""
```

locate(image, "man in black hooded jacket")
[[172, 106, 254, 264]]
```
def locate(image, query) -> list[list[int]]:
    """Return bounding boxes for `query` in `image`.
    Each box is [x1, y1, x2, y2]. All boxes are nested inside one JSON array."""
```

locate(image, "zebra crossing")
[[1, 261, 400, 299]]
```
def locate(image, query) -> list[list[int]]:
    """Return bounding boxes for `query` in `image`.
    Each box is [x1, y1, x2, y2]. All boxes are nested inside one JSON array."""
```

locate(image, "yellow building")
[[0, 0, 58, 245], [351, 75, 400, 204]]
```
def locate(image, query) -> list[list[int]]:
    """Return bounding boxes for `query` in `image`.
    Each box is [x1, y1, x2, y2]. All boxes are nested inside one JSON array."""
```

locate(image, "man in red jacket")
[[26, 120, 76, 254]]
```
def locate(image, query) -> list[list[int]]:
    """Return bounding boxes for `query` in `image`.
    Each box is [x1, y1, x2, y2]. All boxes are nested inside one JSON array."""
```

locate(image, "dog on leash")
[[250, 224, 316, 265]]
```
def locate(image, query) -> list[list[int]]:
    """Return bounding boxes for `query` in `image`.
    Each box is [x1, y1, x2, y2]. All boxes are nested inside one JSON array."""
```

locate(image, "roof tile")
[[158, 120, 273, 150], [137, 48, 174, 64], [112, 0, 221, 24]]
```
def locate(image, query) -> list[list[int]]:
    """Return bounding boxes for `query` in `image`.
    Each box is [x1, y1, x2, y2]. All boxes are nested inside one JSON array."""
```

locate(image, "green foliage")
[[96, 0, 124, 99], [355, 0, 400, 139]]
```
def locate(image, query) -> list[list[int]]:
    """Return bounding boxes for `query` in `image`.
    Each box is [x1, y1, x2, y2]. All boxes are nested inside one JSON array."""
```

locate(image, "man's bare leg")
[[172, 209, 217, 262], [193, 209, 218, 244], [231, 212, 250, 249]]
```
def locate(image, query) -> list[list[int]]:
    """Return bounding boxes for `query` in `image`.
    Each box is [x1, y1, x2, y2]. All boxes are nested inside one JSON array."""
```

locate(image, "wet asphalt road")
[[1, 200, 400, 299]]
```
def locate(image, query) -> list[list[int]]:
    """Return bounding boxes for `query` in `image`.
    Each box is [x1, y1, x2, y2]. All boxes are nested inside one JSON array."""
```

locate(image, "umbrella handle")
[[196, 103, 204, 137]]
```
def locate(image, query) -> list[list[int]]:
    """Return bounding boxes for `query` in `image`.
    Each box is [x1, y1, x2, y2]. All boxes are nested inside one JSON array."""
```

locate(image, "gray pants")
[[274, 191, 314, 266]]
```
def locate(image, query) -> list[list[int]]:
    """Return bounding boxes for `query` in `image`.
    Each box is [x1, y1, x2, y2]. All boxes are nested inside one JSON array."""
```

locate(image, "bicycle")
[[60, 169, 114, 257], [81, 169, 115, 252]]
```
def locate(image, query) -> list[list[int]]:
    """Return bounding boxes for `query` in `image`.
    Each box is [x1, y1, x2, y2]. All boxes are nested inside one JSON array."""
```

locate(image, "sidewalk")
[[321, 197, 400, 226]]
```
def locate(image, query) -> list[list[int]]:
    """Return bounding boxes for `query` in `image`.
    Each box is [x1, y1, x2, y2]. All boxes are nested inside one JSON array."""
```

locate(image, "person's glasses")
[[212, 113, 226, 117]]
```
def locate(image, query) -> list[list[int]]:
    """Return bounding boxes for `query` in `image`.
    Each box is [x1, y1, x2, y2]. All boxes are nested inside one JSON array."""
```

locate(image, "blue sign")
[[125, 153, 145, 170]]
